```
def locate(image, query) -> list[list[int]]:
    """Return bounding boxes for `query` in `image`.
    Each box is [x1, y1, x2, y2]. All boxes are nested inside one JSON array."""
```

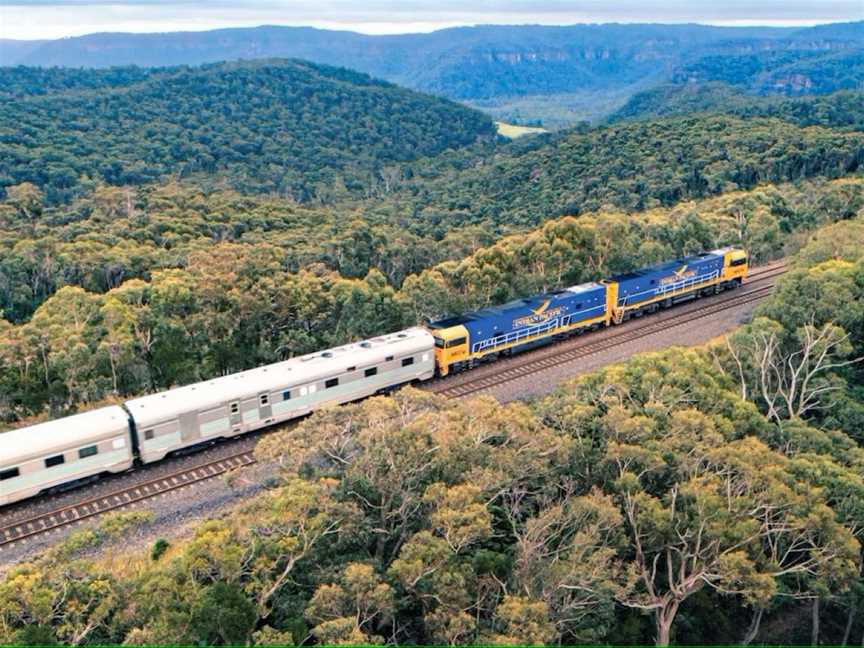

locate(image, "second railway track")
[[0, 260, 787, 551], [423, 261, 786, 399]]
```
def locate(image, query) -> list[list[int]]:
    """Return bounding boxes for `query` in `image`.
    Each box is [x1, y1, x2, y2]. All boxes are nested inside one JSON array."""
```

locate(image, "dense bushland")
[[2, 218, 862, 645]]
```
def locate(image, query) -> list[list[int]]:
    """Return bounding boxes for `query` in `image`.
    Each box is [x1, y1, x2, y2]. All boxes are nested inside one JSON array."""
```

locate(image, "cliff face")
[[3, 22, 860, 125]]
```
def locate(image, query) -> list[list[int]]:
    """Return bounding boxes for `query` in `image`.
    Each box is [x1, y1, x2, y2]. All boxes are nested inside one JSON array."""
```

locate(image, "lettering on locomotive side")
[[659, 265, 696, 286], [512, 299, 564, 328]]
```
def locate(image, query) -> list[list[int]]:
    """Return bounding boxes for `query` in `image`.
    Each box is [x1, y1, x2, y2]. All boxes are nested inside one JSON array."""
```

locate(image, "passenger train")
[[0, 247, 748, 506]]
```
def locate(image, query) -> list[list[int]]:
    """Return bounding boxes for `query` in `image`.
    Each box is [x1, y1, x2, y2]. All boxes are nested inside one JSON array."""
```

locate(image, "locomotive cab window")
[[434, 338, 445, 348], [79, 445, 98, 459], [0, 467, 20, 481], [45, 454, 65, 468], [730, 257, 748, 267], [402, 357, 415, 367], [446, 337, 466, 348]]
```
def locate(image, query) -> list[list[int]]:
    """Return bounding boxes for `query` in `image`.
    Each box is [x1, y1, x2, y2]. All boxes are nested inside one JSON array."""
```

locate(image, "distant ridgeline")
[[0, 59, 496, 204], [608, 85, 864, 129], [1, 21, 862, 126]]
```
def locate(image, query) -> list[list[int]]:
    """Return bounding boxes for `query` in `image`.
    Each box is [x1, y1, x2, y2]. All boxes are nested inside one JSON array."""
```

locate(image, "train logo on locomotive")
[[512, 299, 563, 328], [660, 265, 696, 286]]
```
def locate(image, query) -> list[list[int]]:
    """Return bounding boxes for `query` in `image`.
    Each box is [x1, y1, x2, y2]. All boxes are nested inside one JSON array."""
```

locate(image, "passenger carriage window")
[[282, 390, 291, 401], [144, 429, 155, 440], [0, 467, 20, 481], [79, 445, 98, 459], [45, 454, 65, 468], [402, 357, 415, 367], [325, 378, 339, 389], [365, 367, 378, 378], [259, 394, 269, 406]]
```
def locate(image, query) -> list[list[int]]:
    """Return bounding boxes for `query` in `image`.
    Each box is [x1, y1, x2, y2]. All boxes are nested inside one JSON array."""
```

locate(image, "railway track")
[[1, 452, 255, 549], [0, 261, 786, 551], [423, 261, 786, 399]]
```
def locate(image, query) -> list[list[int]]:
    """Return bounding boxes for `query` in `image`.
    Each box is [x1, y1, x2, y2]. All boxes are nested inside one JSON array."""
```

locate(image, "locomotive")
[[0, 247, 747, 506]]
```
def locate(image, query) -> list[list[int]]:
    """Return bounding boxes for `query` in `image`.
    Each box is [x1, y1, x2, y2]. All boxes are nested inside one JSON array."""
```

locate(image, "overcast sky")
[[1, 0, 862, 41]]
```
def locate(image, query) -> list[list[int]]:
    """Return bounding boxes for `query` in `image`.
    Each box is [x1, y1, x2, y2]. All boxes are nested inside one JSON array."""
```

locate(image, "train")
[[0, 247, 748, 507]]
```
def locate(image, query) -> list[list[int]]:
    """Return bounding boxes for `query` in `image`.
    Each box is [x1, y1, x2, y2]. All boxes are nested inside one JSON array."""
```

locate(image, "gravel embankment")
[[490, 294, 760, 403]]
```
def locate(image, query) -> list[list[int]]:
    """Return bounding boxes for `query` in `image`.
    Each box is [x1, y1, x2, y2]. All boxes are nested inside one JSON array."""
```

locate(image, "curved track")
[[1, 452, 254, 548], [423, 261, 785, 399], [0, 260, 786, 551]]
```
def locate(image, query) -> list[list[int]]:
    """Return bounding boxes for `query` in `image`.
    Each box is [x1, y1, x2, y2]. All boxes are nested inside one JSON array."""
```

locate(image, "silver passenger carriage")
[[0, 406, 133, 506], [127, 327, 435, 463]]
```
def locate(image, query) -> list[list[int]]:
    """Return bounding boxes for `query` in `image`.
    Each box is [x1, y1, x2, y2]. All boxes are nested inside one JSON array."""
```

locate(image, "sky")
[[1, 0, 862, 41]]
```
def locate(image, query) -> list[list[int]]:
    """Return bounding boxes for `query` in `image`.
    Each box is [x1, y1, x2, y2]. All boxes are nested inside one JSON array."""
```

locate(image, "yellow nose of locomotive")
[[722, 248, 749, 282], [427, 325, 469, 377]]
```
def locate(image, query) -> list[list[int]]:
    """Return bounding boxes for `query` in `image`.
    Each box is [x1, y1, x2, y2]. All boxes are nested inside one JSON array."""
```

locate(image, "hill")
[[2, 89, 863, 326], [0, 59, 496, 204], [368, 110, 864, 230], [609, 85, 864, 130], [3, 22, 862, 126]]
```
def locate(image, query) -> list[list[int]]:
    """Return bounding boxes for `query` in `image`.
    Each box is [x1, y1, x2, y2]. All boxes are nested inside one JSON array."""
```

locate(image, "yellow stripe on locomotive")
[[425, 247, 748, 376]]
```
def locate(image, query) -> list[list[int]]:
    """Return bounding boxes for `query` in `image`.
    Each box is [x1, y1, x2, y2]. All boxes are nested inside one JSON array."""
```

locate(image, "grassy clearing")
[[494, 121, 548, 138]]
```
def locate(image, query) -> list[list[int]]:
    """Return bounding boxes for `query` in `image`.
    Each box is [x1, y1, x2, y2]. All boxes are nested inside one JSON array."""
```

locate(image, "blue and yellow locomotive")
[[428, 247, 748, 376]]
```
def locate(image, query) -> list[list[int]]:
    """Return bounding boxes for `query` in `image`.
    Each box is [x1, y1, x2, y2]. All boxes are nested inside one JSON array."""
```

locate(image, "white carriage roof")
[[0, 405, 129, 467], [125, 327, 434, 427]]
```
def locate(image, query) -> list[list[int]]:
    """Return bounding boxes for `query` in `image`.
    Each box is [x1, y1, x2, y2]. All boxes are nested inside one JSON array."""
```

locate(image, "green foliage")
[[150, 538, 170, 562], [5, 22, 862, 126], [1, 175, 861, 424], [611, 85, 864, 131], [0, 59, 495, 205], [49, 511, 154, 561], [3, 220, 864, 643], [675, 47, 864, 96], [190, 582, 258, 645]]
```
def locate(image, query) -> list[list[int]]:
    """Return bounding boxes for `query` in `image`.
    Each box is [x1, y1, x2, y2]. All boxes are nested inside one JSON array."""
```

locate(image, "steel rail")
[[0, 261, 786, 549]]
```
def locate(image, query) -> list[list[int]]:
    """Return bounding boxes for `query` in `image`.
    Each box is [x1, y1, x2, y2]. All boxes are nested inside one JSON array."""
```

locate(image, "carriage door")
[[258, 392, 272, 419], [229, 401, 242, 428], [178, 411, 200, 442]]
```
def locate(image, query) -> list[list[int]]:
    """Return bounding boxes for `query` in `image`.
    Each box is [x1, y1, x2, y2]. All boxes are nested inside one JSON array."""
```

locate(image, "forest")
[[1, 58, 863, 645], [0, 60, 496, 204], [1, 174, 862, 423], [2, 83, 864, 327], [1, 213, 862, 646], [4, 21, 861, 127]]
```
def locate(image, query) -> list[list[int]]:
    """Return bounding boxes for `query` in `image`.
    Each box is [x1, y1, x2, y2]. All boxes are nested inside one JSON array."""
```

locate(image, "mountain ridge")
[[2, 21, 861, 125]]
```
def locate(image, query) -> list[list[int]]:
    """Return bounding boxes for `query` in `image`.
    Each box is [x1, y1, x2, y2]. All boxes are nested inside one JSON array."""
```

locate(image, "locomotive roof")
[[125, 327, 434, 426], [0, 405, 130, 467], [428, 281, 604, 330], [609, 251, 723, 283]]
